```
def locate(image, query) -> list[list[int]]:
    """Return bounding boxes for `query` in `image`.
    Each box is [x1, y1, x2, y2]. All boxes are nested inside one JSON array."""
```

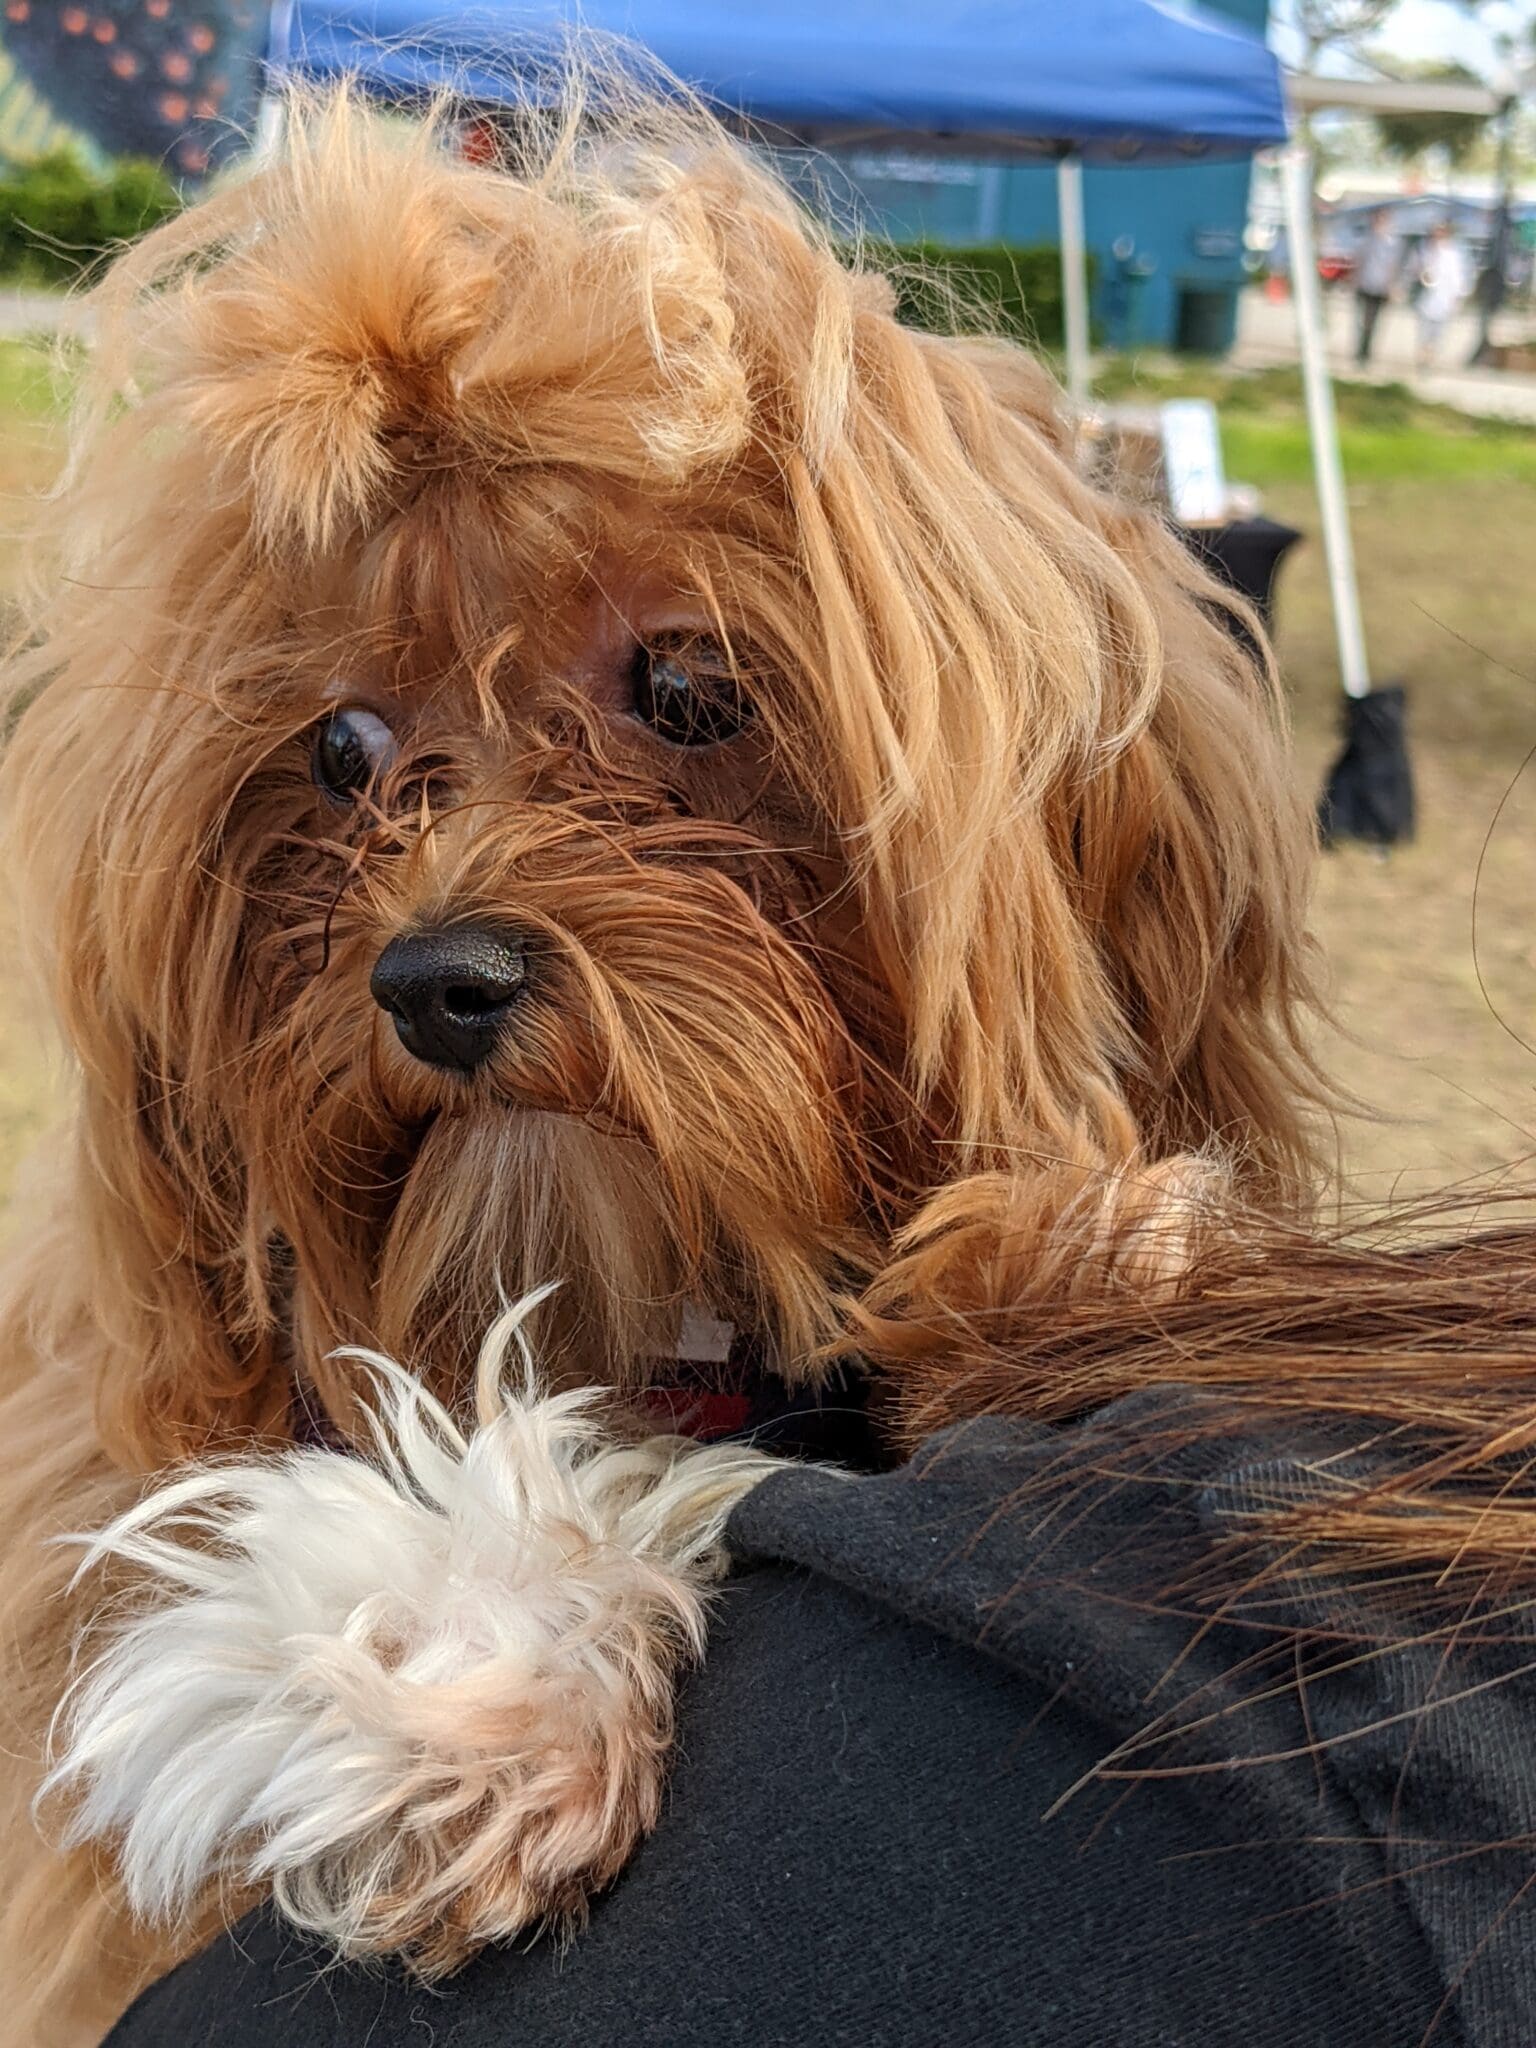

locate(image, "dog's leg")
[[865, 1147, 1228, 1315], [849, 1147, 1233, 1444], [0, 1345, 210, 2048], [44, 1301, 776, 1981]]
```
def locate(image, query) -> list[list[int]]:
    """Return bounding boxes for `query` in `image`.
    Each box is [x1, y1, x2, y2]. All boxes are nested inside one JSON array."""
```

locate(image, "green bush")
[[0, 150, 181, 285], [877, 240, 1096, 351]]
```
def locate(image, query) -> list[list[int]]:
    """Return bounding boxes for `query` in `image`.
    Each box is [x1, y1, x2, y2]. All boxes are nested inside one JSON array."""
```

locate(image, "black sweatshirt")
[[108, 1388, 1536, 2047]]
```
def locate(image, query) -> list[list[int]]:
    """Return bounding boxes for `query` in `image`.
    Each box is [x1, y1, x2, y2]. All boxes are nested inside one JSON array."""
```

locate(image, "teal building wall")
[[822, 0, 1269, 354]]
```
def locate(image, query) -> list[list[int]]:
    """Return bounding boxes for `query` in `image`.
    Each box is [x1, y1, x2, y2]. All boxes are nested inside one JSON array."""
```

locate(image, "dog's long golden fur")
[[0, 75, 1346, 2042]]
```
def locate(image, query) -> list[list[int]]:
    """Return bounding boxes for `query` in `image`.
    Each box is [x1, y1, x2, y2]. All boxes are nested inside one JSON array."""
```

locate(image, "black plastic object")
[[1180, 515, 1304, 631], [1318, 683, 1416, 848]]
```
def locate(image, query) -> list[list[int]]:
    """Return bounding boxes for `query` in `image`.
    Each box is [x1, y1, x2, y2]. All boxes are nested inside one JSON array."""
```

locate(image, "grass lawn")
[[1096, 359, 1536, 487], [0, 340, 1530, 1205]]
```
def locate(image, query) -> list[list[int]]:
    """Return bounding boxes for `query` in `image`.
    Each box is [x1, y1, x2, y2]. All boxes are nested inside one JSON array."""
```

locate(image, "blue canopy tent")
[[272, 0, 1288, 159], [268, 0, 1404, 840]]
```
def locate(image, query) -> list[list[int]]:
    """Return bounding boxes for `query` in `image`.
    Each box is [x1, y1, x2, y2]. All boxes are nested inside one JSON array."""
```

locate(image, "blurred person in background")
[[1416, 218, 1473, 370], [1353, 205, 1402, 366]]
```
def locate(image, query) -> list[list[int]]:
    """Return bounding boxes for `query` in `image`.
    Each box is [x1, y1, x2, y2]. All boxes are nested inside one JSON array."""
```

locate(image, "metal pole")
[[1279, 141, 1371, 700], [1056, 153, 1091, 411], [254, 0, 294, 162]]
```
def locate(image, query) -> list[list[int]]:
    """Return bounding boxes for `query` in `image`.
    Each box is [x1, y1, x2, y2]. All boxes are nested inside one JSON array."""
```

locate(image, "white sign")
[[1160, 399, 1227, 525]]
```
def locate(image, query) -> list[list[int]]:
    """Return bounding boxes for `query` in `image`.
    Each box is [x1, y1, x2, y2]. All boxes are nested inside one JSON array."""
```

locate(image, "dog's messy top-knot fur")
[[2, 82, 1319, 1469]]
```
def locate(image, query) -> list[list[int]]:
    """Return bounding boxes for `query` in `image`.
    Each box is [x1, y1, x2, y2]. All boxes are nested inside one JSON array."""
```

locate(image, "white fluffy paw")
[[43, 1296, 776, 1972]]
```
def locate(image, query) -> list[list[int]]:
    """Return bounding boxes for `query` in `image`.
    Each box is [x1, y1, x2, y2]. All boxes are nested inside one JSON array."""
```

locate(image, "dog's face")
[[3, 95, 1318, 1457], [219, 494, 906, 1396]]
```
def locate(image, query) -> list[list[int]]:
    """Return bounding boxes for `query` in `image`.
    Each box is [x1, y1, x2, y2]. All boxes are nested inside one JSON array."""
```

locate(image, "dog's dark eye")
[[311, 706, 398, 801], [630, 634, 751, 748]]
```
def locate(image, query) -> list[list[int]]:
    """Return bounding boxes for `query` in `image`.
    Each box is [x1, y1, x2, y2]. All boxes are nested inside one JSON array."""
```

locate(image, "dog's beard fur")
[[261, 820, 879, 1409]]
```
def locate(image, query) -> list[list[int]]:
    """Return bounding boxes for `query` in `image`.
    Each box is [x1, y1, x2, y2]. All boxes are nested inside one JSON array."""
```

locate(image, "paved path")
[[1232, 285, 1536, 425], [0, 287, 87, 340]]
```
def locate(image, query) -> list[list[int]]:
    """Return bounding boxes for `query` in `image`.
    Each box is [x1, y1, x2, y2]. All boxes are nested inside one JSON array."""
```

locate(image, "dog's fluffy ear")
[[816, 322, 1322, 1208], [44, 1302, 775, 1970]]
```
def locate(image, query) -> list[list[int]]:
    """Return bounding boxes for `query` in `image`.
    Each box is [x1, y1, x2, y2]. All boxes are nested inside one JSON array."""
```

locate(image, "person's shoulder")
[[726, 1387, 1365, 1683], [729, 1388, 1536, 1865]]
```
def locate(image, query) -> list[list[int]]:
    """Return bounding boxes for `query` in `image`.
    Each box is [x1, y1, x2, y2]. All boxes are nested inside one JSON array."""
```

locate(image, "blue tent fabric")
[[273, 0, 1290, 160]]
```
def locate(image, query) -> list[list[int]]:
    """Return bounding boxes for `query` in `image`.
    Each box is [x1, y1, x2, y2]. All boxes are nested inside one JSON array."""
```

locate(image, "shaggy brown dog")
[[0, 83, 1325, 2045]]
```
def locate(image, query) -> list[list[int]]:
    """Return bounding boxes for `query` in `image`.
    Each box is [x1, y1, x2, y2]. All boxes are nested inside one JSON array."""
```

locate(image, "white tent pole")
[[1279, 141, 1371, 699], [1057, 153, 1092, 410], [254, 0, 294, 162]]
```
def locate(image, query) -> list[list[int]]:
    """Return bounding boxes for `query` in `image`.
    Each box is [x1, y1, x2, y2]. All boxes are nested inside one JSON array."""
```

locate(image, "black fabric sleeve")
[[108, 1483, 1451, 2047]]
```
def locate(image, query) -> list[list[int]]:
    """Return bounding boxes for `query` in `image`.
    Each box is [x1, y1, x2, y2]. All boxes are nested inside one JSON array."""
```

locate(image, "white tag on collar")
[[676, 1303, 737, 1364]]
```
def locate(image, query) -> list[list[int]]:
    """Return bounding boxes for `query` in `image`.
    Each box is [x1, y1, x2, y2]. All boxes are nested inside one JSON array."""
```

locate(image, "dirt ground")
[[1274, 474, 1536, 1203], [0, 360, 1530, 1209]]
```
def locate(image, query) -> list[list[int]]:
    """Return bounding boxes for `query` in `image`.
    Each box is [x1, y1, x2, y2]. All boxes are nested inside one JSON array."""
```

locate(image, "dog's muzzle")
[[370, 925, 529, 1073]]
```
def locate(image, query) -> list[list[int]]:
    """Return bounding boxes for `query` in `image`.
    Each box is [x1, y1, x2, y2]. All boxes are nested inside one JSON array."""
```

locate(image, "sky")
[[1270, 0, 1535, 76]]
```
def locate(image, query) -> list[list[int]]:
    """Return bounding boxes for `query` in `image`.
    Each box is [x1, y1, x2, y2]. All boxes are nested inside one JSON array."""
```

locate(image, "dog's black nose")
[[370, 927, 528, 1073]]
